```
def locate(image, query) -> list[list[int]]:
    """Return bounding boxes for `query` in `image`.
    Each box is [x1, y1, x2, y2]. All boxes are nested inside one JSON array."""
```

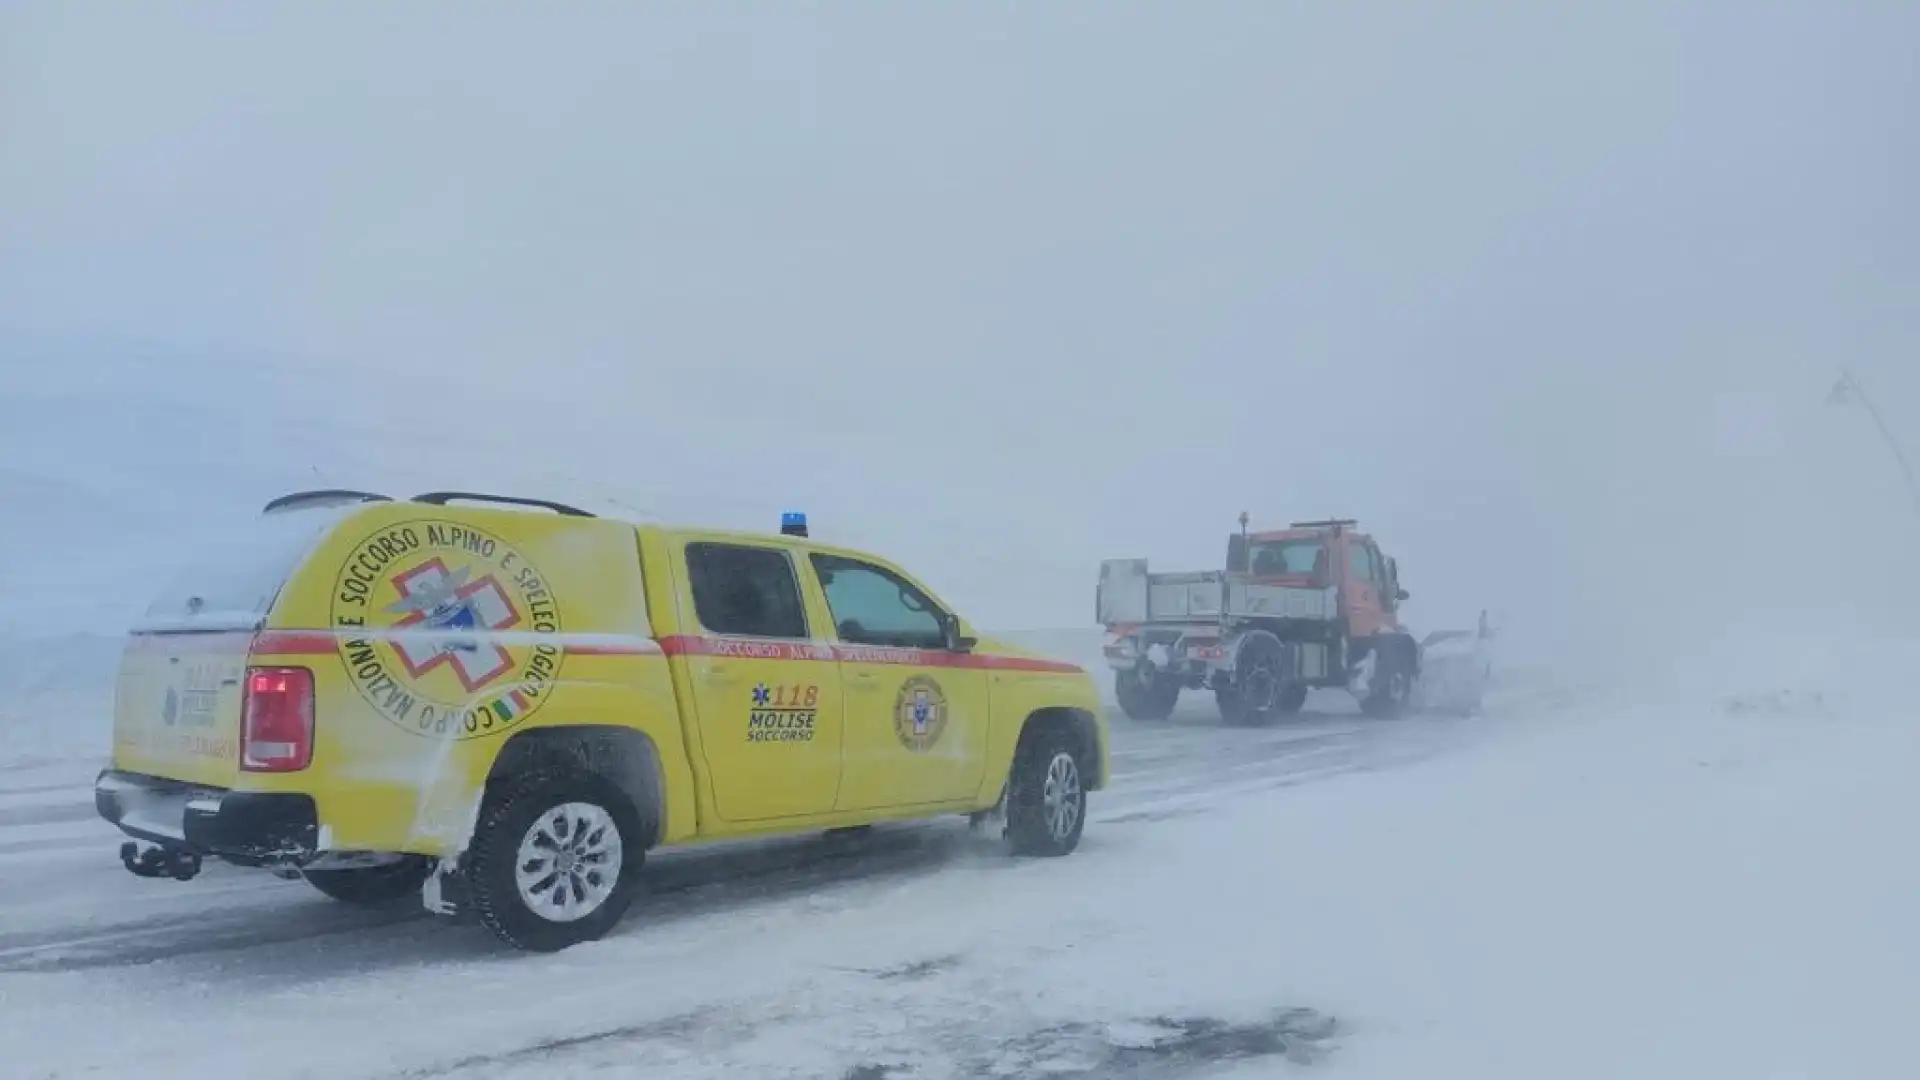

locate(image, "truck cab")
[[1234, 519, 1409, 641], [1097, 516, 1419, 724]]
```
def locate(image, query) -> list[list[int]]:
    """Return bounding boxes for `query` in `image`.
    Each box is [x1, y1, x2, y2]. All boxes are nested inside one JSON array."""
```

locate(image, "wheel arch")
[[1223, 627, 1304, 690], [1223, 627, 1291, 674], [1377, 631, 1420, 675], [1016, 706, 1105, 790], [486, 725, 667, 849], [1352, 630, 1417, 666]]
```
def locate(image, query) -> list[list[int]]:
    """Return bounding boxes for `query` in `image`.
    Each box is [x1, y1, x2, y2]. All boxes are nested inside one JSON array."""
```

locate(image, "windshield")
[[1247, 539, 1324, 576]]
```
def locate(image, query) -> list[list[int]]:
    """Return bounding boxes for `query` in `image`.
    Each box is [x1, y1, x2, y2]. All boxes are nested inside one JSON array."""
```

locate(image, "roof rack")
[[412, 491, 596, 517], [1289, 518, 1359, 531], [262, 489, 393, 514]]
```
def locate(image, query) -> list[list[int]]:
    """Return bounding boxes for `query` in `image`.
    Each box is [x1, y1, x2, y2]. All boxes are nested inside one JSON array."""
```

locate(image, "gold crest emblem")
[[892, 675, 949, 753]]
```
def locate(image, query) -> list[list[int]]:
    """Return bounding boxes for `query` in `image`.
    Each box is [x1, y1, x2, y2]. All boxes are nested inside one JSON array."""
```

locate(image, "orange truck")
[[1096, 516, 1424, 723]]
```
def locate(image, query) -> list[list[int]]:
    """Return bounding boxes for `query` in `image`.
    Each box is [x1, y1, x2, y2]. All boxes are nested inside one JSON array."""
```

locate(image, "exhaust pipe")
[[119, 841, 202, 881]]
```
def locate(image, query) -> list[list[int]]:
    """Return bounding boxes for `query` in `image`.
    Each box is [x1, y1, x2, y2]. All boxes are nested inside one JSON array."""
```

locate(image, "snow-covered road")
[[0, 692, 1493, 1078], [5, 673, 1916, 1080], [0, 696, 1474, 976]]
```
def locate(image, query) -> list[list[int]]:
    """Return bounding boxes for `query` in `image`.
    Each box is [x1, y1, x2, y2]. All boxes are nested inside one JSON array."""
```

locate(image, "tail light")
[[242, 667, 314, 772]]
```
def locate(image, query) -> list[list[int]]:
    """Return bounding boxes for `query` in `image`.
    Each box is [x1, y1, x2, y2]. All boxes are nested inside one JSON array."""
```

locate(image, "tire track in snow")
[[0, 702, 1482, 974]]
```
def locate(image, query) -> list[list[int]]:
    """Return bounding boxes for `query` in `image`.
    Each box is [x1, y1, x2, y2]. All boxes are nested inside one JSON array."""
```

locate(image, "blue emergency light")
[[781, 511, 808, 538]]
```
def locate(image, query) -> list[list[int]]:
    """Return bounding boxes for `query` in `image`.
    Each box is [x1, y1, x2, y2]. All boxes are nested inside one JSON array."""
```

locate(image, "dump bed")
[[1096, 558, 1339, 627]]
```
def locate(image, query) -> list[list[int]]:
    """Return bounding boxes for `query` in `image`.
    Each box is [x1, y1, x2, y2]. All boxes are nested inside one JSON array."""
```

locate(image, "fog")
[[3, 1, 1915, 673]]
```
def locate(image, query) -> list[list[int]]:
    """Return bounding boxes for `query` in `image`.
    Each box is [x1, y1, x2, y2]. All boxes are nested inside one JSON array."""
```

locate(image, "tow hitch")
[[120, 841, 202, 881]]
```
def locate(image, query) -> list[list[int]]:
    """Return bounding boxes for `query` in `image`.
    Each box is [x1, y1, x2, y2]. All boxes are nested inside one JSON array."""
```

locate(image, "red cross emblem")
[[384, 558, 522, 692]]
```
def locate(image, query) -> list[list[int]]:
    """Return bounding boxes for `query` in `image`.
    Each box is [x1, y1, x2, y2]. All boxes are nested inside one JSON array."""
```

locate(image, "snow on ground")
[[2, 647, 1916, 1079]]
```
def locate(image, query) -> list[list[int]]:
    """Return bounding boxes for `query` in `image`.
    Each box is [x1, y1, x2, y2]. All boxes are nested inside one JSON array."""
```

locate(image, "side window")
[[685, 543, 808, 639], [809, 554, 947, 650], [1348, 542, 1380, 583]]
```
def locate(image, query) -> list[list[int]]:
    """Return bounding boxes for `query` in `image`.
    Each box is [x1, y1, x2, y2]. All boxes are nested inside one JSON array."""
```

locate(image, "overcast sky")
[[3, 1, 1916, 668]]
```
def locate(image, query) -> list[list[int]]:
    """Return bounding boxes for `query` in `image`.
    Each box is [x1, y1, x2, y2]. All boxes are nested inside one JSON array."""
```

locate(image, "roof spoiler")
[[412, 491, 596, 517], [261, 489, 393, 514]]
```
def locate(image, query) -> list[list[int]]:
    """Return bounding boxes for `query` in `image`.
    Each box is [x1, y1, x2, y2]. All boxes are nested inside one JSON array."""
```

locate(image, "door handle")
[[700, 665, 738, 685], [848, 671, 880, 691]]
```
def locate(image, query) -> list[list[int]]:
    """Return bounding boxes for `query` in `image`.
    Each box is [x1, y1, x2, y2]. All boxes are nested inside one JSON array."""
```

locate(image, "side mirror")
[[944, 613, 977, 653], [1396, 588, 1411, 602]]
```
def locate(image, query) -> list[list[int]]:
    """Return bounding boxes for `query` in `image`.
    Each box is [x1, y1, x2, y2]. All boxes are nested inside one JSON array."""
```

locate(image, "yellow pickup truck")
[[97, 491, 1107, 951]]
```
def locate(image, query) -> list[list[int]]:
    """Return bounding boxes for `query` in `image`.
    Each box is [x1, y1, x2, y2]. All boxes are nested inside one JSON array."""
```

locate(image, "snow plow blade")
[[1410, 611, 1496, 716]]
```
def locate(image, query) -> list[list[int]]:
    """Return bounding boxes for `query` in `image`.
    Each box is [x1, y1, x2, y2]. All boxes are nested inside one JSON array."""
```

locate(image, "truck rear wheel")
[[303, 856, 434, 907], [1114, 667, 1180, 721], [1216, 636, 1302, 726], [465, 769, 645, 952]]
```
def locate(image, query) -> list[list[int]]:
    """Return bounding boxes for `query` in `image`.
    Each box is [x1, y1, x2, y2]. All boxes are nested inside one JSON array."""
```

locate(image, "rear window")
[[134, 505, 351, 633]]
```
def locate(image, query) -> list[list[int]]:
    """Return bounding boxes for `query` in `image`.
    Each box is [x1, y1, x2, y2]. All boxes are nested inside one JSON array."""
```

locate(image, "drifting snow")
[[2, 661, 1916, 1079], [0, 631, 119, 769]]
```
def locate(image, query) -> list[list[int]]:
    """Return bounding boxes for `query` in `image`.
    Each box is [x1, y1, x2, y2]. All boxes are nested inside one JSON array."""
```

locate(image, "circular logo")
[[892, 675, 949, 753], [329, 519, 564, 740]]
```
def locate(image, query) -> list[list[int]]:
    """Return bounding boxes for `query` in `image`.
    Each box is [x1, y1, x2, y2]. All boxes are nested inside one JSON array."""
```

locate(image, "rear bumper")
[[1103, 629, 1227, 675], [94, 770, 319, 866]]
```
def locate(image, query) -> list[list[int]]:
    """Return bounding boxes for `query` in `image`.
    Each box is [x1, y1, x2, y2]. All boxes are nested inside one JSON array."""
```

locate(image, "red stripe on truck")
[[242, 629, 1081, 673], [656, 635, 1083, 673], [249, 630, 661, 657], [567, 642, 662, 657], [250, 632, 336, 656]]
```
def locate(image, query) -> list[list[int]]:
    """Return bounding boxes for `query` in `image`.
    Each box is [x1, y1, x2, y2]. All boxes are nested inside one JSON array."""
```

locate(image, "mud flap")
[[1346, 648, 1377, 699], [969, 784, 1009, 837], [421, 856, 473, 917]]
